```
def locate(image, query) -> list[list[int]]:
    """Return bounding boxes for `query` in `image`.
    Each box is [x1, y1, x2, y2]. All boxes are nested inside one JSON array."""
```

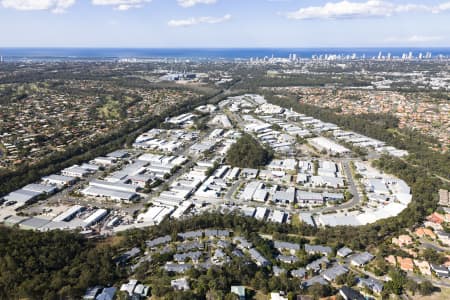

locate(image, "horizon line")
[[1, 46, 450, 49]]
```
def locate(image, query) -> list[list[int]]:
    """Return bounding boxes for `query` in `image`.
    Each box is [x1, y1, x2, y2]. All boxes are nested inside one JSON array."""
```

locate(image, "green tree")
[[226, 133, 273, 168], [418, 280, 435, 296], [385, 269, 407, 295]]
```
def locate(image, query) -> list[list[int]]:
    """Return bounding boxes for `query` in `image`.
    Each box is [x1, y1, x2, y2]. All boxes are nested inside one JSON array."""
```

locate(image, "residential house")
[[392, 235, 413, 247], [277, 255, 298, 264], [273, 266, 287, 277], [337, 247, 353, 258], [306, 257, 329, 274], [385, 255, 397, 266], [83, 286, 102, 300], [95, 287, 117, 300], [427, 212, 445, 225], [290, 268, 306, 278], [302, 276, 328, 288], [178, 230, 203, 240], [231, 286, 246, 300], [146, 235, 172, 248], [304, 244, 332, 256], [431, 264, 449, 278], [119, 280, 138, 296], [415, 227, 436, 239], [339, 286, 365, 300], [133, 283, 150, 298], [414, 260, 431, 276], [274, 241, 301, 255], [436, 230, 450, 246], [248, 248, 271, 267], [174, 251, 202, 263], [397, 257, 414, 272], [358, 277, 383, 294], [171, 278, 190, 291], [164, 263, 193, 273], [322, 265, 348, 282], [350, 252, 374, 267]]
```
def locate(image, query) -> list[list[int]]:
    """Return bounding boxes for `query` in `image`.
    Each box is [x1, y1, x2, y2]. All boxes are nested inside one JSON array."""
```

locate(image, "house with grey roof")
[[350, 252, 374, 267], [204, 229, 230, 238], [248, 248, 271, 267], [146, 235, 172, 248], [306, 257, 329, 274], [302, 276, 328, 288], [95, 287, 116, 300], [358, 277, 383, 294], [233, 237, 253, 249], [83, 286, 102, 300], [164, 263, 193, 273], [339, 286, 365, 300], [274, 241, 301, 253], [174, 251, 202, 263], [232, 249, 245, 258], [119, 280, 138, 296], [431, 264, 450, 278], [133, 283, 150, 298], [322, 264, 348, 282], [177, 241, 204, 252], [337, 247, 353, 258], [178, 230, 203, 240], [273, 266, 286, 277], [277, 255, 298, 264], [212, 248, 230, 265], [304, 244, 332, 256], [290, 268, 306, 278], [171, 277, 190, 291], [116, 247, 141, 265]]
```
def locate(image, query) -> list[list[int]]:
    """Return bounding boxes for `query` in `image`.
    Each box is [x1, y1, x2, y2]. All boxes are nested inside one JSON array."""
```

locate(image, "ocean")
[[1, 47, 450, 61]]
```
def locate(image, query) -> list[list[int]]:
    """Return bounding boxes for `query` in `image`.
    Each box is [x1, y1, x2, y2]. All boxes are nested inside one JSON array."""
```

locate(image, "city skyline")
[[0, 0, 450, 47]]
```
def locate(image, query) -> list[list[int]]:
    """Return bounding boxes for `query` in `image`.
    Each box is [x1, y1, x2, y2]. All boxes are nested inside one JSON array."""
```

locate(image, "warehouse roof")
[[42, 174, 76, 184], [19, 217, 51, 230], [4, 189, 41, 203], [82, 186, 137, 201]]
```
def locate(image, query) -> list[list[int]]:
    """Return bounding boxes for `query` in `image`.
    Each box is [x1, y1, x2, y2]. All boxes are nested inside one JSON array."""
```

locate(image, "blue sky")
[[0, 0, 449, 47]]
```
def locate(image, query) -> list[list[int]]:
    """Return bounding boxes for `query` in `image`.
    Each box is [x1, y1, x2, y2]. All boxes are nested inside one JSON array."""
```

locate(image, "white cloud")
[[1, 0, 75, 13], [386, 35, 444, 43], [177, 0, 216, 8], [168, 14, 231, 27], [285, 0, 450, 20], [91, 0, 151, 10]]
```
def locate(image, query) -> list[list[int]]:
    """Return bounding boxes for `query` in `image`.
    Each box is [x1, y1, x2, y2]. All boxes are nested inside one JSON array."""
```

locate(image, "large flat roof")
[[82, 186, 137, 200]]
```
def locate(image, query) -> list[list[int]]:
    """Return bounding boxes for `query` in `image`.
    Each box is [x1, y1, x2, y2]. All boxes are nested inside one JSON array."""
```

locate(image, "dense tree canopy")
[[0, 227, 119, 300], [226, 133, 273, 168]]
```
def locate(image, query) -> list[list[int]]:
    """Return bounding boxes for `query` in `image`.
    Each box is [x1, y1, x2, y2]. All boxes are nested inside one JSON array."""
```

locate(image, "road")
[[338, 160, 361, 209], [419, 239, 450, 253], [307, 159, 362, 214], [224, 180, 243, 203]]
